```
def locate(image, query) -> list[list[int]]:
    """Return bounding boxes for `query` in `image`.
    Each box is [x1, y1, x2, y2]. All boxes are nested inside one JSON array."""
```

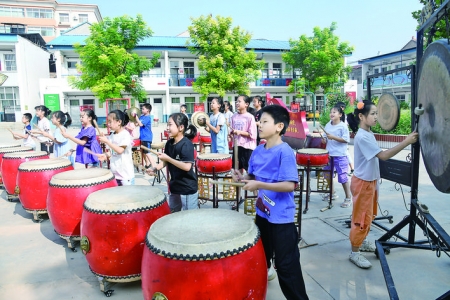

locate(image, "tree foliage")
[[412, 0, 449, 43], [282, 22, 354, 94], [187, 15, 264, 101], [69, 15, 160, 102]]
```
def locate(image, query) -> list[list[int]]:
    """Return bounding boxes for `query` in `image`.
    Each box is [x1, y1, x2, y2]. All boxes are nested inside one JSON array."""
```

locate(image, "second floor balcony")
[[166, 74, 294, 87]]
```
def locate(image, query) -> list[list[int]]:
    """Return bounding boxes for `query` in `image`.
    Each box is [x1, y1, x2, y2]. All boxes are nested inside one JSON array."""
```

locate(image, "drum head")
[[50, 168, 115, 187], [0, 143, 21, 149], [197, 153, 232, 160], [0, 146, 33, 154], [378, 93, 400, 131], [146, 210, 259, 260], [19, 158, 72, 171], [3, 150, 48, 159], [297, 148, 328, 154], [417, 39, 450, 193], [84, 186, 166, 213]]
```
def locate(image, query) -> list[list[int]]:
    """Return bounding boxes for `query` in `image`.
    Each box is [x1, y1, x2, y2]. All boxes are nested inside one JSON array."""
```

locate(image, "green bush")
[[371, 109, 412, 135]]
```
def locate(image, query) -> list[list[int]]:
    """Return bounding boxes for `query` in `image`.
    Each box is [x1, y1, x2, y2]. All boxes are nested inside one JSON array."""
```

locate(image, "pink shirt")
[[231, 112, 257, 150]]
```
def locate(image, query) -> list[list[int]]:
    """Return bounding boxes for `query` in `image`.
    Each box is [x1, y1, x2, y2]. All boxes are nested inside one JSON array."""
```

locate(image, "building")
[[0, 32, 49, 122], [0, 0, 102, 42]]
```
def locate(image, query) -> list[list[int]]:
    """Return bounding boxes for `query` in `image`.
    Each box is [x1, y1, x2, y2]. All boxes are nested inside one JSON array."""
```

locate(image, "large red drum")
[[199, 133, 211, 143], [304, 132, 326, 149], [47, 168, 118, 249], [80, 186, 170, 287], [296, 148, 329, 167], [2, 151, 48, 201], [0, 146, 33, 188], [132, 139, 141, 148], [191, 132, 200, 144], [196, 153, 232, 175], [142, 210, 267, 300], [17, 158, 73, 221]]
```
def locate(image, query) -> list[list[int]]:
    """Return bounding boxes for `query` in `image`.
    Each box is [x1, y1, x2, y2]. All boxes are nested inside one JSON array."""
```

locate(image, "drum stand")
[[98, 277, 115, 297]]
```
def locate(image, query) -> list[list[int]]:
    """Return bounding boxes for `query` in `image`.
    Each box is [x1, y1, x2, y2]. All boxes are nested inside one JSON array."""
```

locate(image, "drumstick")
[[83, 147, 103, 158], [210, 180, 246, 187], [233, 135, 239, 170], [92, 119, 103, 136], [319, 125, 328, 135], [140, 145, 159, 156]]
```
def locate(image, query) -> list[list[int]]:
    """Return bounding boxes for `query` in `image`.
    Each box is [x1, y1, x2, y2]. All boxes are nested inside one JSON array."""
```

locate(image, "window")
[[381, 67, 388, 73], [67, 61, 77, 69], [79, 14, 88, 23], [272, 63, 282, 78], [4, 54, 16, 71], [0, 6, 24, 17], [374, 68, 379, 74], [59, 13, 69, 23], [184, 62, 194, 78], [261, 63, 269, 78], [0, 87, 20, 116], [184, 97, 195, 114], [26, 8, 53, 19], [28, 27, 54, 36], [396, 94, 406, 101]]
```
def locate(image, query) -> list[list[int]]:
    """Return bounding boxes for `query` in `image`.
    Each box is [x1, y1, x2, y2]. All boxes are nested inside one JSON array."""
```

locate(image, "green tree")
[[69, 15, 160, 102], [187, 15, 264, 101], [282, 22, 354, 94], [412, 1, 449, 42]]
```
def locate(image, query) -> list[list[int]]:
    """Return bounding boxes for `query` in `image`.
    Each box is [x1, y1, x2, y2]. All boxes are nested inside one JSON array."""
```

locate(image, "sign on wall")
[[44, 94, 60, 112]]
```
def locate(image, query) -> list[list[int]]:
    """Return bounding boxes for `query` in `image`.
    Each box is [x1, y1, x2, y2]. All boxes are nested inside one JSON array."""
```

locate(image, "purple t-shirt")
[[248, 142, 298, 224], [75, 126, 101, 164]]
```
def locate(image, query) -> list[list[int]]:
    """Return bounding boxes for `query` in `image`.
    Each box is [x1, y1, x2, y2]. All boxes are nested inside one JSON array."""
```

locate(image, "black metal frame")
[[372, 1, 450, 298]]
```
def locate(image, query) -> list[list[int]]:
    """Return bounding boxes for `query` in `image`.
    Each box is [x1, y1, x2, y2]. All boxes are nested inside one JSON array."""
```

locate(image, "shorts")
[[232, 146, 253, 171], [40, 143, 54, 154], [141, 141, 152, 154], [169, 192, 199, 212], [323, 156, 349, 184]]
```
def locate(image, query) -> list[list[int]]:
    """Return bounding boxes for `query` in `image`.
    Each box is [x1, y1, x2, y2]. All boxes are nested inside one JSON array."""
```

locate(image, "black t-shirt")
[[164, 136, 197, 195], [255, 109, 262, 144]]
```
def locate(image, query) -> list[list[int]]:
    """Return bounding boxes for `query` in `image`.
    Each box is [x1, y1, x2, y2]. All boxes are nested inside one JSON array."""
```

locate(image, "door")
[[69, 99, 81, 126], [152, 98, 163, 121]]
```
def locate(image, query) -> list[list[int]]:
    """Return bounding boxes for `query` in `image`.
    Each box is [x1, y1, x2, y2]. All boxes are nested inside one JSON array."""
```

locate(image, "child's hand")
[[406, 132, 419, 144], [146, 167, 156, 176], [98, 135, 108, 144], [157, 152, 169, 162], [241, 179, 258, 191], [231, 168, 244, 182], [97, 153, 107, 161]]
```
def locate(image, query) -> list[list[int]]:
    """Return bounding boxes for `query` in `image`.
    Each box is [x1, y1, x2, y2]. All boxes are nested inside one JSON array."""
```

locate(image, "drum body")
[[142, 210, 267, 300], [191, 132, 200, 144], [47, 168, 118, 241], [200, 133, 211, 143], [132, 139, 141, 148], [304, 133, 326, 149], [2, 151, 48, 196], [17, 158, 73, 216], [296, 148, 329, 167], [0, 146, 33, 187], [196, 153, 232, 175], [81, 186, 170, 282]]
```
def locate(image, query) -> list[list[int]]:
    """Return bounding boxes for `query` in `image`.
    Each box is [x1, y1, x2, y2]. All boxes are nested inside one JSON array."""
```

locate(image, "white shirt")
[[353, 129, 382, 181], [324, 121, 349, 156], [36, 118, 52, 144], [107, 130, 135, 181]]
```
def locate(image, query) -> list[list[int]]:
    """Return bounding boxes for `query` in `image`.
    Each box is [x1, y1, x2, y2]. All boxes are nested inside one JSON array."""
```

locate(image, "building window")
[[28, 27, 54, 36], [184, 62, 195, 78], [4, 54, 16, 71], [0, 6, 24, 17], [59, 13, 69, 23], [272, 63, 282, 78], [374, 68, 379, 74], [79, 14, 88, 23], [396, 94, 406, 101], [171, 97, 180, 114], [26, 8, 53, 19], [261, 63, 269, 78], [185, 96, 195, 114], [0, 86, 20, 114], [381, 67, 388, 73]]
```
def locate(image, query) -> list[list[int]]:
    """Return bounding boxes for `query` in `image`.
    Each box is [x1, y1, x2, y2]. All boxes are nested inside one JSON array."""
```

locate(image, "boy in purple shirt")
[[232, 105, 308, 300]]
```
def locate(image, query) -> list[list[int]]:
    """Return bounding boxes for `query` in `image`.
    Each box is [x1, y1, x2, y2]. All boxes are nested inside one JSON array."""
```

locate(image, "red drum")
[[191, 132, 200, 144], [132, 139, 141, 148], [80, 186, 170, 287], [0, 143, 21, 149], [142, 210, 267, 300], [196, 153, 232, 175], [0, 146, 33, 188], [200, 133, 211, 143], [304, 132, 326, 149], [296, 148, 329, 167], [47, 168, 118, 249], [2, 151, 48, 201], [17, 158, 73, 221]]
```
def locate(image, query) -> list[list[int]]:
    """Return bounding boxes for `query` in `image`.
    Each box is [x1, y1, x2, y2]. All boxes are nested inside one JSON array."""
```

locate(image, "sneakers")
[[268, 264, 277, 281], [340, 198, 352, 208], [321, 193, 338, 201], [349, 252, 372, 269], [359, 240, 376, 252]]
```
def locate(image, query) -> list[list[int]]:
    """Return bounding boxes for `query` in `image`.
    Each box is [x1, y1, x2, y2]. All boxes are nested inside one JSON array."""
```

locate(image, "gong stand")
[[368, 2, 450, 298]]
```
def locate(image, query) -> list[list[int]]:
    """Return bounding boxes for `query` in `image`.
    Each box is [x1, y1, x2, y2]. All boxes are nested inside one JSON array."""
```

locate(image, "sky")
[[59, 0, 423, 62]]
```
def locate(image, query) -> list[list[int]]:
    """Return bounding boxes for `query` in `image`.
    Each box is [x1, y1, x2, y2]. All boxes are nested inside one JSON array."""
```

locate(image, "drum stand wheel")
[[26, 209, 47, 223], [98, 277, 115, 297], [58, 233, 80, 252], [6, 191, 19, 202]]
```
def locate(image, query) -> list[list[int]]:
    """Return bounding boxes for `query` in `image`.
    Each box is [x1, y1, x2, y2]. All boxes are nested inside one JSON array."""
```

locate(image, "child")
[[348, 100, 418, 269], [223, 100, 234, 127], [232, 105, 309, 300], [147, 113, 198, 213], [11, 113, 36, 150], [61, 109, 101, 168], [336, 101, 355, 175], [205, 97, 228, 154], [321, 105, 352, 208], [136, 103, 154, 169], [32, 105, 53, 153], [98, 110, 135, 186], [41, 111, 74, 165], [180, 104, 190, 123], [252, 95, 265, 145]]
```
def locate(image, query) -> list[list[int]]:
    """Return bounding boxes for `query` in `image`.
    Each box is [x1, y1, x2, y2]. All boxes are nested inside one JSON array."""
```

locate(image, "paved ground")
[[0, 122, 449, 299]]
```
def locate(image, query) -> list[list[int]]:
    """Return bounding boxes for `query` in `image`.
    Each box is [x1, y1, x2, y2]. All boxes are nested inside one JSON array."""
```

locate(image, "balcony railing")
[[363, 73, 412, 89]]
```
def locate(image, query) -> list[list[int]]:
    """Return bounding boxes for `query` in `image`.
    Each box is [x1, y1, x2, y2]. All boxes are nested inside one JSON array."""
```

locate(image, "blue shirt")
[[139, 115, 153, 142], [248, 142, 298, 224], [210, 112, 228, 154]]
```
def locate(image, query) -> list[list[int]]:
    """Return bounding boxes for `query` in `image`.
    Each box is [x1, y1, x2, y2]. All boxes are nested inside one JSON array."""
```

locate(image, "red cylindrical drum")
[[80, 186, 170, 283], [191, 132, 200, 144], [304, 133, 326, 149], [200, 133, 211, 143], [132, 139, 141, 148], [2, 151, 48, 199], [17, 158, 73, 221], [296, 148, 329, 167], [196, 153, 232, 175], [47, 168, 118, 248], [0, 146, 33, 188], [142, 210, 267, 300]]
